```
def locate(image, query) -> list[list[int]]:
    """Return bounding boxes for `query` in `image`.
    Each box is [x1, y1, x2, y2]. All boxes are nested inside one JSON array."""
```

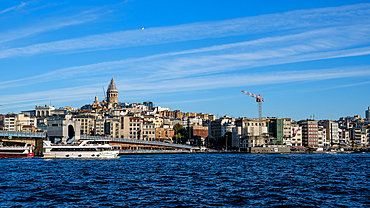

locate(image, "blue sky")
[[1, 0, 370, 121]]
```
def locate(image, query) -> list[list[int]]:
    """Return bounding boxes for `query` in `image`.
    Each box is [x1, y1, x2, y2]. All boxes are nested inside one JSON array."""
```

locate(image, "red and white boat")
[[0, 142, 34, 158]]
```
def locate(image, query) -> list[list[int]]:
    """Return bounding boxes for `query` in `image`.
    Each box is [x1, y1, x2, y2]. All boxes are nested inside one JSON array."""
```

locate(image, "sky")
[[1, 0, 370, 121]]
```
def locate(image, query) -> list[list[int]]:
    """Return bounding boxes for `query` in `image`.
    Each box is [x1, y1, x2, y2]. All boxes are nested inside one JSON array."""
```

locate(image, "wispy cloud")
[[0, 7, 108, 45], [0, 1, 31, 15], [1, 23, 370, 90], [0, 3, 369, 59], [2, 3, 370, 113], [123, 66, 370, 93], [1, 65, 370, 111]]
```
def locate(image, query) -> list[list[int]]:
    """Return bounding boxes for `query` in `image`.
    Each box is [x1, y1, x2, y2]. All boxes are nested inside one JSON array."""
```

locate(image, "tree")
[[173, 124, 187, 144], [173, 123, 183, 133], [207, 135, 216, 148], [174, 133, 182, 144]]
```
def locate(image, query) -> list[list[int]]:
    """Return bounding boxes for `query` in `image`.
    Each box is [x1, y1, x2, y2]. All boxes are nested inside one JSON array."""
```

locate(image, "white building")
[[318, 126, 327, 147], [291, 124, 302, 146], [232, 118, 268, 148], [36, 105, 55, 118], [47, 115, 81, 143], [320, 120, 339, 146]]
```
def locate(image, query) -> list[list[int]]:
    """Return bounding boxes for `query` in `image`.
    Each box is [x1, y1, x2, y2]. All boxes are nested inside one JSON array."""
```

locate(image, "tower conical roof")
[[107, 76, 118, 92]]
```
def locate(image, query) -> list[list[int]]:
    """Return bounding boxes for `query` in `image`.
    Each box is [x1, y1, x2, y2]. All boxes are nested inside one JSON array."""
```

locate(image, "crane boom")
[[242, 90, 260, 99], [242, 90, 265, 102]]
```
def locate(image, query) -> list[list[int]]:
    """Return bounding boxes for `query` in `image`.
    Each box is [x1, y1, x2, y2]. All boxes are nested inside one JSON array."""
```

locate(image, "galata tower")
[[107, 76, 118, 107]]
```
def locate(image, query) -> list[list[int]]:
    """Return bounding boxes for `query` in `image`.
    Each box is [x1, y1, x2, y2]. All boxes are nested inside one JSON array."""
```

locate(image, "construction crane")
[[241, 90, 265, 141], [102, 86, 107, 101]]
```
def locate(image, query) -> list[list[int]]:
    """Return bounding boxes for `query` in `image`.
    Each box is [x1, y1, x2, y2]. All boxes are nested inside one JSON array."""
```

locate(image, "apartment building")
[[320, 120, 339, 146], [298, 119, 318, 148], [291, 124, 302, 146], [233, 118, 268, 148], [142, 121, 156, 141]]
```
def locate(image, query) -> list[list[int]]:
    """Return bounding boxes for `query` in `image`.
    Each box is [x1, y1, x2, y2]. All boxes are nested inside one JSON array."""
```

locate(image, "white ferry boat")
[[43, 140, 119, 159], [0, 142, 34, 158]]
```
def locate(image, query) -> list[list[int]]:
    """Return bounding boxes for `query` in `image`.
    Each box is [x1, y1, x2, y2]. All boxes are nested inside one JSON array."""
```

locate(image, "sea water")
[[0, 153, 369, 207]]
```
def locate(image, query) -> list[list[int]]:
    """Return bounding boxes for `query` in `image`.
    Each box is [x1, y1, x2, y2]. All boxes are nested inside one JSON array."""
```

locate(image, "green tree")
[[173, 123, 183, 133], [173, 124, 187, 144]]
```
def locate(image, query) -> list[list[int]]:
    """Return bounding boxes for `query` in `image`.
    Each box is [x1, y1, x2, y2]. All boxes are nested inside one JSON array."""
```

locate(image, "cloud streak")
[[1, 23, 370, 90], [0, 8, 108, 45], [1, 65, 370, 111], [0, 1, 30, 15], [0, 3, 369, 59]]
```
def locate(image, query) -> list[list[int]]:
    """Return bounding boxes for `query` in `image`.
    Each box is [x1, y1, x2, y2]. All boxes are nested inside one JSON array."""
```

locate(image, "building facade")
[[298, 119, 318, 148]]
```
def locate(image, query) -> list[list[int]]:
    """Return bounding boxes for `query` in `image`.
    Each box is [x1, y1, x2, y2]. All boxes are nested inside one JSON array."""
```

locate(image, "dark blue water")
[[0, 153, 369, 207]]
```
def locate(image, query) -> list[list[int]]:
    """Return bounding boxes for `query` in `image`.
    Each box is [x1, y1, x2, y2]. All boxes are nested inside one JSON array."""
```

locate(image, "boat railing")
[[0, 130, 46, 138], [80, 135, 192, 149], [0, 145, 28, 149]]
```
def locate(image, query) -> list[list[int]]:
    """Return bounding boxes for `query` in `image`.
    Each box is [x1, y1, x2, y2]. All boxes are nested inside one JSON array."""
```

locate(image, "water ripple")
[[0, 154, 369, 207]]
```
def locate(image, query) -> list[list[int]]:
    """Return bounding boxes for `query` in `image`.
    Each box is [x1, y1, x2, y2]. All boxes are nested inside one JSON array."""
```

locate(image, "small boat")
[[43, 140, 119, 159], [0, 142, 34, 158]]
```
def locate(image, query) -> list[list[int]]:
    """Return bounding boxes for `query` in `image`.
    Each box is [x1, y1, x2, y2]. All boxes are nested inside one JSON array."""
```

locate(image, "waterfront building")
[[75, 115, 96, 136], [47, 114, 81, 143], [142, 121, 156, 141], [291, 124, 302, 146], [0, 115, 4, 130], [14, 113, 35, 131], [104, 118, 121, 138], [129, 117, 143, 140], [318, 126, 327, 147], [3, 114, 15, 131], [298, 119, 318, 148], [1, 113, 34, 131], [22, 125, 38, 132], [94, 118, 105, 136], [191, 126, 209, 141], [319, 120, 340, 146], [156, 127, 174, 142], [283, 118, 292, 145], [267, 118, 284, 145], [210, 116, 235, 142], [118, 115, 130, 139], [234, 117, 269, 148], [232, 127, 242, 148], [349, 127, 367, 147], [338, 128, 350, 145]]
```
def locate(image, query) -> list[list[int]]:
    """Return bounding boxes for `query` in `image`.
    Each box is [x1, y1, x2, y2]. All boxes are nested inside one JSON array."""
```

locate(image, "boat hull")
[[0, 153, 34, 158], [43, 151, 119, 159]]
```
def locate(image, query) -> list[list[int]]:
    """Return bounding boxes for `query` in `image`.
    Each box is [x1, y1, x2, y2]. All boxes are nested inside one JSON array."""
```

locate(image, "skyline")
[[1, 0, 370, 120]]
